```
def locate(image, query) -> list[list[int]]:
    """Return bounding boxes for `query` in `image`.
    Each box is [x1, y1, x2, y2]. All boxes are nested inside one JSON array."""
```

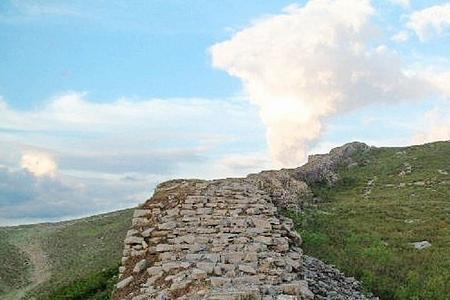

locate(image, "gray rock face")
[[247, 142, 370, 212], [294, 142, 370, 185]]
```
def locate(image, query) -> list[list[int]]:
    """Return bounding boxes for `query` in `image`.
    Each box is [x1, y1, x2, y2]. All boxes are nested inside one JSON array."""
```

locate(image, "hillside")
[[292, 141, 450, 299], [0, 209, 133, 300], [0, 140, 448, 299]]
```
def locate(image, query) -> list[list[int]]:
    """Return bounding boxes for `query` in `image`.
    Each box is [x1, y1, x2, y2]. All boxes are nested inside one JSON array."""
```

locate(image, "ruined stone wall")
[[112, 178, 313, 300], [112, 142, 373, 300]]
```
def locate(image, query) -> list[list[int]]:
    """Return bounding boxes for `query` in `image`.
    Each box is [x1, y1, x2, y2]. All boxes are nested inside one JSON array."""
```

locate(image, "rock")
[[133, 209, 152, 218], [255, 236, 272, 245], [277, 295, 296, 300], [132, 217, 150, 227], [141, 227, 154, 237], [438, 169, 448, 175], [162, 261, 190, 272], [147, 266, 162, 276], [297, 280, 314, 300], [196, 262, 215, 274], [125, 236, 144, 245], [210, 277, 231, 287], [191, 268, 207, 280], [238, 264, 257, 274], [410, 241, 431, 250], [158, 221, 177, 230], [303, 255, 375, 299], [116, 275, 133, 289], [156, 244, 173, 252], [126, 229, 139, 237], [133, 259, 148, 273]]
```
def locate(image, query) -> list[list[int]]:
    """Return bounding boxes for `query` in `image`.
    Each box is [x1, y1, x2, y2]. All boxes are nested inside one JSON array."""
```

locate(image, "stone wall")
[[112, 178, 313, 300], [112, 142, 373, 300]]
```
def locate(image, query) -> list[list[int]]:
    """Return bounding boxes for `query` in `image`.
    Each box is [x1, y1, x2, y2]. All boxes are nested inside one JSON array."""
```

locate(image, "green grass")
[[0, 209, 133, 300], [289, 141, 450, 299], [43, 264, 119, 300], [0, 230, 32, 295]]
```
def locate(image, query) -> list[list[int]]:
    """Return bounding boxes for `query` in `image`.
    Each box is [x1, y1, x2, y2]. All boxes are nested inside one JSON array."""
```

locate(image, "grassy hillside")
[[289, 141, 450, 299], [0, 209, 133, 300]]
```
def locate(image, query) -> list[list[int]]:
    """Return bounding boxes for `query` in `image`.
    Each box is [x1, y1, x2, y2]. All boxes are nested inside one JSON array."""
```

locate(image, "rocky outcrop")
[[293, 142, 370, 185], [247, 142, 370, 212], [112, 142, 373, 300]]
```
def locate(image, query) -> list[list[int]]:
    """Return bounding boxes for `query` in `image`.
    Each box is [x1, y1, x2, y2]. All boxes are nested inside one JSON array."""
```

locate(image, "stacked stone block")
[[112, 178, 313, 300]]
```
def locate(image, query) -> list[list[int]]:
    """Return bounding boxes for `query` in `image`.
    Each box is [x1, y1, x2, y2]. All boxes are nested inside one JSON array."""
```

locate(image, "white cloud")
[[0, 92, 260, 155], [423, 70, 450, 98], [21, 151, 57, 177], [211, 0, 432, 167], [0, 92, 265, 224], [0, 92, 265, 178], [389, 0, 410, 8], [391, 30, 410, 43], [407, 3, 450, 41], [412, 107, 450, 144], [214, 153, 273, 178]]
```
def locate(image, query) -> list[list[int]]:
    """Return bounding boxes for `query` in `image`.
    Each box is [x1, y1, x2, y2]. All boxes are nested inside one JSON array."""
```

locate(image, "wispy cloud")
[[0, 0, 82, 23], [0, 92, 264, 224], [388, 0, 411, 8], [12, 0, 80, 17], [407, 3, 450, 41], [412, 106, 450, 144]]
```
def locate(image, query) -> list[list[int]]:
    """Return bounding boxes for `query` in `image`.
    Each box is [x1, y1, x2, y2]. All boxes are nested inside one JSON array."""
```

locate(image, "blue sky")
[[0, 0, 449, 225], [0, 0, 300, 108]]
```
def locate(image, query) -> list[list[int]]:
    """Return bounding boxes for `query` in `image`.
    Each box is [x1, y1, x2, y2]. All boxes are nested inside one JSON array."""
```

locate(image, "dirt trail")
[[24, 241, 51, 286], [4, 239, 51, 300]]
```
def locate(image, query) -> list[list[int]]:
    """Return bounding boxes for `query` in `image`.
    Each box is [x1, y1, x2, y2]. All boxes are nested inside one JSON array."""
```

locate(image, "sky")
[[0, 0, 449, 225]]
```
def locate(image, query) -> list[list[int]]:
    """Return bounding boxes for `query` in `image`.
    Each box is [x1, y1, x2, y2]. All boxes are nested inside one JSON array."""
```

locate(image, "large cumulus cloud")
[[211, 0, 435, 167]]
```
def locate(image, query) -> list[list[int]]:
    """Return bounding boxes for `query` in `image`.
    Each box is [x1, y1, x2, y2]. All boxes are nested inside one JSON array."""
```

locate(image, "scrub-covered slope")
[[0, 209, 133, 300], [293, 141, 450, 299]]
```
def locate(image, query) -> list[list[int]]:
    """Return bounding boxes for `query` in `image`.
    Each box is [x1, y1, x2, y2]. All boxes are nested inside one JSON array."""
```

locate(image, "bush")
[[44, 265, 118, 300]]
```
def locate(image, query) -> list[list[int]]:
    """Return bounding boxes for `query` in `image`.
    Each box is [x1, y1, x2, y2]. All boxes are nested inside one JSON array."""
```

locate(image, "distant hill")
[[0, 140, 449, 300], [0, 209, 133, 300]]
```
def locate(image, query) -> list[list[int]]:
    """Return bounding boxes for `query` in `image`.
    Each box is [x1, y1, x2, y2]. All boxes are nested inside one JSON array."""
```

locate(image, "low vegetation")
[[289, 141, 450, 299], [0, 209, 133, 300], [0, 231, 32, 295], [44, 264, 119, 300]]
